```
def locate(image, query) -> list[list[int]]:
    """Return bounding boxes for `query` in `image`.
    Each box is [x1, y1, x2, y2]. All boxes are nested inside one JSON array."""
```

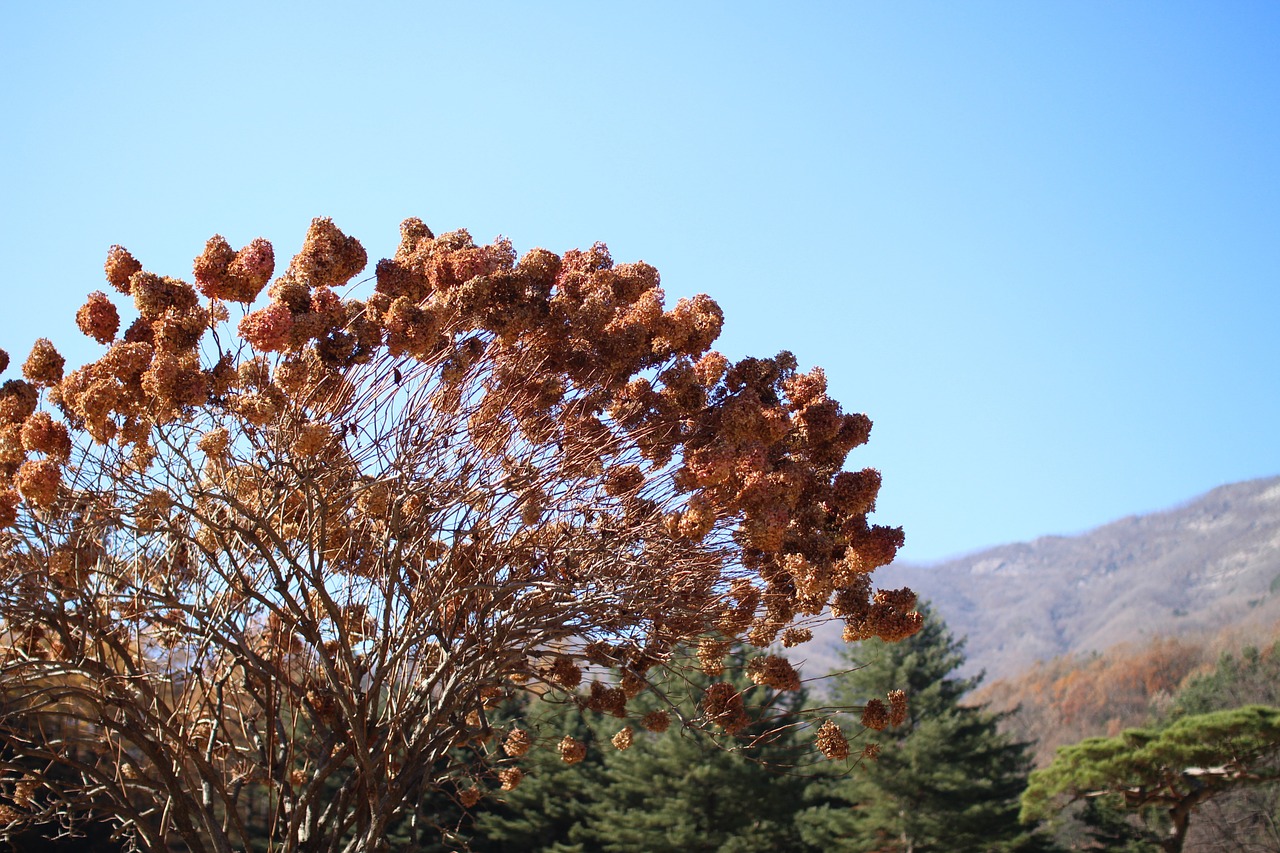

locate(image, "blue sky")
[[2, 2, 1277, 562]]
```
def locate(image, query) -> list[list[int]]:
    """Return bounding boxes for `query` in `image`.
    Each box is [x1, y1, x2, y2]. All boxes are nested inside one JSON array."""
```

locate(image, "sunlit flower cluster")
[[746, 654, 801, 692], [22, 339, 64, 387], [889, 689, 909, 727], [816, 720, 849, 760], [558, 736, 587, 765], [15, 458, 60, 508], [503, 728, 532, 758], [194, 235, 276, 303], [76, 291, 121, 344], [498, 767, 524, 791], [20, 412, 71, 462]]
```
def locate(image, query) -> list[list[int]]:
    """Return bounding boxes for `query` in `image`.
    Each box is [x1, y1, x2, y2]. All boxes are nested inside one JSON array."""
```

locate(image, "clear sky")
[[2, 2, 1277, 562]]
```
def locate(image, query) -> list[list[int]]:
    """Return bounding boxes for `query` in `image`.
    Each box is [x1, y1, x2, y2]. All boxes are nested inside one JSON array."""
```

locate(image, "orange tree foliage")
[[0, 218, 917, 852], [974, 636, 1209, 766]]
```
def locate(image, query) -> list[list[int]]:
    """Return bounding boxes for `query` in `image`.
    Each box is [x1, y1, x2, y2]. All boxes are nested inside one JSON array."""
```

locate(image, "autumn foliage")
[[976, 636, 1230, 766], [0, 218, 916, 851]]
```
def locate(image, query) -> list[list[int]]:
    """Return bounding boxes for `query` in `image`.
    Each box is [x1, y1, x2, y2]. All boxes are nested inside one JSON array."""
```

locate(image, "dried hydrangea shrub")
[[0, 216, 916, 853]]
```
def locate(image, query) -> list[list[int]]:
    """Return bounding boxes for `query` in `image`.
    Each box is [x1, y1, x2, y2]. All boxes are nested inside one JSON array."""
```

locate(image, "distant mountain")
[[804, 475, 1280, 684]]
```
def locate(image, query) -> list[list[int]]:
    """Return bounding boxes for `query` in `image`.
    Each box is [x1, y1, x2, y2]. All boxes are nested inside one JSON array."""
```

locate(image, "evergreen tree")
[[578, 648, 816, 853], [1170, 639, 1280, 718], [467, 695, 610, 853], [1021, 705, 1280, 853], [1159, 641, 1280, 851], [1059, 798, 1163, 853], [799, 603, 1046, 852]]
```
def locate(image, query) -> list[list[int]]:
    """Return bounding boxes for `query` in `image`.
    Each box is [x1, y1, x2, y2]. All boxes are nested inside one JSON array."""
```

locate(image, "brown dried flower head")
[[816, 720, 849, 760], [15, 458, 61, 508], [703, 682, 749, 735], [11, 777, 39, 806], [197, 427, 230, 458], [545, 657, 582, 689], [76, 291, 121, 344], [22, 338, 65, 386], [780, 627, 813, 648], [558, 735, 587, 765], [230, 238, 276, 301], [0, 489, 16, 528], [291, 422, 332, 458], [698, 637, 731, 676], [586, 681, 627, 718], [861, 698, 889, 731], [888, 689, 909, 728], [746, 655, 801, 692], [239, 303, 294, 352], [640, 710, 670, 733], [503, 728, 532, 758], [611, 726, 634, 751], [292, 217, 367, 289], [104, 245, 143, 293], [21, 412, 72, 462], [0, 423, 22, 464], [0, 380, 37, 425], [498, 767, 524, 791], [195, 235, 276, 302]]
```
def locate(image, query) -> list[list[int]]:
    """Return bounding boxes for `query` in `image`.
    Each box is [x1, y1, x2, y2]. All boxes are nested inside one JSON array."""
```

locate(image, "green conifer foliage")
[[799, 604, 1043, 852], [1171, 640, 1280, 718], [1022, 705, 1280, 853], [578, 647, 815, 853], [1162, 641, 1280, 850], [467, 696, 610, 853]]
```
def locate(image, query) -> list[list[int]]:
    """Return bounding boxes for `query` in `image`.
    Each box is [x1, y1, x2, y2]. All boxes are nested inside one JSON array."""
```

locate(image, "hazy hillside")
[[804, 475, 1280, 683]]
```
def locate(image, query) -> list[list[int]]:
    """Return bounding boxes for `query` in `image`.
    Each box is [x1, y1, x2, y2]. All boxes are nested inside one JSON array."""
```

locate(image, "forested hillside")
[[975, 621, 1280, 765]]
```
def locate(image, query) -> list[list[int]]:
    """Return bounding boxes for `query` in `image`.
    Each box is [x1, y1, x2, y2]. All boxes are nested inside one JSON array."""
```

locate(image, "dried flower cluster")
[[816, 720, 850, 761], [497, 767, 524, 791], [746, 654, 802, 692], [641, 710, 671, 733], [558, 736, 587, 765], [0, 216, 916, 852], [861, 699, 890, 731], [888, 688, 909, 727], [503, 728, 532, 758], [703, 682, 750, 735]]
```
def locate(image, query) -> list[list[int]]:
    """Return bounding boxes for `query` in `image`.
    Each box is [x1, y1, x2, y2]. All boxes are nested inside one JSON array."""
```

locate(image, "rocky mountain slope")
[[805, 475, 1280, 683]]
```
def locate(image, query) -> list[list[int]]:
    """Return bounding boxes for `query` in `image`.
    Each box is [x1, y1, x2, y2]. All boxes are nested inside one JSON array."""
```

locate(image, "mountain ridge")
[[805, 475, 1280, 683]]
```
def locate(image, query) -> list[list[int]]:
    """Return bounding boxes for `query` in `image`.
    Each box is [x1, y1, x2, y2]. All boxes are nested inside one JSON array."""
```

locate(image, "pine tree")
[[1170, 640, 1280, 718], [466, 696, 610, 853], [575, 647, 817, 853], [1159, 641, 1280, 851], [799, 603, 1045, 852], [1021, 706, 1280, 853]]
